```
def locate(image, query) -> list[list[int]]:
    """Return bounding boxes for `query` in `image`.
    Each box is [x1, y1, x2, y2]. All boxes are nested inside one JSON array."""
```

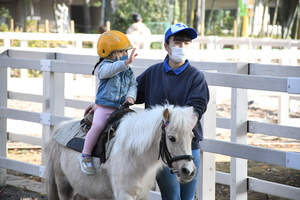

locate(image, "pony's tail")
[[45, 138, 59, 200]]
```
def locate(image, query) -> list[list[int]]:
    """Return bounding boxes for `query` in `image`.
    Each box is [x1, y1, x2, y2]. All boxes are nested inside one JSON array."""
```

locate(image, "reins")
[[158, 120, 195, 174]]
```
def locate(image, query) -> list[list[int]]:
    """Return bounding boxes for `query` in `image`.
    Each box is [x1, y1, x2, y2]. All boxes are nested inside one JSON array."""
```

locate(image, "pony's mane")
[[114, 104, 195, 155]]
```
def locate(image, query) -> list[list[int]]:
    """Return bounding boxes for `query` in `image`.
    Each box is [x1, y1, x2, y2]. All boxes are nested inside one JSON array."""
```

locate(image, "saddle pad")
[[53, 120, 86, 146], [53, 119, 116, 160]]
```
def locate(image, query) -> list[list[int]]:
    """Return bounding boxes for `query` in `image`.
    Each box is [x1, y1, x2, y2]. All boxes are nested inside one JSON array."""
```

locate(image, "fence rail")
[[1, 32, 300, 65], [1, 32, 300, 49], [0, 49, 300, 200]]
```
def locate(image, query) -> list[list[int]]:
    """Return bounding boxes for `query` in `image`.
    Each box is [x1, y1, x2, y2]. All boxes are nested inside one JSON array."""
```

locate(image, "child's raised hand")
[[125, 48, 138, 66]]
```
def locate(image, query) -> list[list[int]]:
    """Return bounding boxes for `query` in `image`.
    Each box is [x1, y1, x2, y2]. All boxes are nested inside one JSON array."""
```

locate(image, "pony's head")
[[159, 105, 197, 183], [115, 104, 197, 183]]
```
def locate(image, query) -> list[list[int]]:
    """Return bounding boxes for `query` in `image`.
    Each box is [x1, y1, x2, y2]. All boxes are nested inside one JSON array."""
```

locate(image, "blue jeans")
[[156, 149, 200, 200]]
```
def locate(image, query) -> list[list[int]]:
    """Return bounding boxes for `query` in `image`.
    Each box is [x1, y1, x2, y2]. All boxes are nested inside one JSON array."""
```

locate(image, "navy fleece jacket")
[[136, 58, 210, 150]]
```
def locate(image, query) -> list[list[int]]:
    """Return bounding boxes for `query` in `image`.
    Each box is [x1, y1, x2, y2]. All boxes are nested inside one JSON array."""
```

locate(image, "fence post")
[[41, 59, 65, 165], [45, 19, 50, 48], [19, 38, 29, 79], [9, 18, 14, 32], [65, 73, 75, 117], [0, 67, 8, 186], [261, 45, 272, 64], [3, 33, 10, 49], [280, 47, 298, 66], [278, 93, 289, 125], [76, 40, 83, 49], [207, 36, 215, 50], [230, 63, 248, 200], [198, 85, 217, 200], [290, 47, 298, 66]]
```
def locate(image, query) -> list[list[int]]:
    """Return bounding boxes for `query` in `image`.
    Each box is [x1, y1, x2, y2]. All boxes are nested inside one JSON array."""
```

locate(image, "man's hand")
[[84, 104, 95, 116]]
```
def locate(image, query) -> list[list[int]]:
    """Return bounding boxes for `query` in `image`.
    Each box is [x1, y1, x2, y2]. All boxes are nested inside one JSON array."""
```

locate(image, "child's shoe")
[[79, 155, 95, 175]]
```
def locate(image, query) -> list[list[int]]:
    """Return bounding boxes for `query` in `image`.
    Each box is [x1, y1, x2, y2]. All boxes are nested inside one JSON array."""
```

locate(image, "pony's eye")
[[168, 136, 176, 142]]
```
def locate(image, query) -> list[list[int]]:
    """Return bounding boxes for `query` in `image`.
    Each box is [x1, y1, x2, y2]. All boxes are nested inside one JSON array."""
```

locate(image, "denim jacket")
[[95, 59, 138, 108]]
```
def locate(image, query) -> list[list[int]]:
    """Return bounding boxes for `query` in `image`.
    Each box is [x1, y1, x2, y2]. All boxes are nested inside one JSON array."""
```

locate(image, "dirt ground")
[[0, 184, 46, 200], [215, 160, 300, 200], [1, 100, 300, 199], [2, 152, 300, 200]]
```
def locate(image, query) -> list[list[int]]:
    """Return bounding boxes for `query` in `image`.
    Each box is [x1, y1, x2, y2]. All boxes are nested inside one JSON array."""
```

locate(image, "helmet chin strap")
[[116, 54, 120, 61]]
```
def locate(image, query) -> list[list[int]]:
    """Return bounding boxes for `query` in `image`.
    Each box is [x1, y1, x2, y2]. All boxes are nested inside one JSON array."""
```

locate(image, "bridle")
[[158, 120, 195, 174]]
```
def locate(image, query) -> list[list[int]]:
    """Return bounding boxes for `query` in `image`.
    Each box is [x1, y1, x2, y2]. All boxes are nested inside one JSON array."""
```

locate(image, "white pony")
[[45, 104, 197, 200]]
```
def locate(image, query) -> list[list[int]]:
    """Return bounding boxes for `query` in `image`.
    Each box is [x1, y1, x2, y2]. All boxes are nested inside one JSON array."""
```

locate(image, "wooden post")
[[106, 21, 110, 31], [3, 37, 10, 49], [41, 59, 65, 165], [242, 16, 249, 38], [70, 20, 75, 33], [261, 45, 272, 64], [233, 20, 237, 49], [198, 85, 217, 200], [278, 93, 289, 125], [200, 0, 205, 50], [230, 63, 248, 200], [65, 73, 75, 117], [45, 19, 50, 48], [289, 47, 298, 66], [0, 67, 8, 186], [240, 16, 249, 50], [20, 68, 28, 79], [45, 19, 50, 33], [10, 18, 14, 32], [71, 20, 75, 47], [200, 21, 205, 50]]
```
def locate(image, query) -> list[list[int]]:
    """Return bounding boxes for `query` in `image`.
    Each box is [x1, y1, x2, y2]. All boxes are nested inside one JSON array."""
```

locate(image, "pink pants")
[[82, 104, 116, 155]]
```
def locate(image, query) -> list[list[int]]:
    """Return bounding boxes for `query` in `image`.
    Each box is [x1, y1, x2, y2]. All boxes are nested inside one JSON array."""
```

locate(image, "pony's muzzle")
[[182, 166, 196, 177], [177, 163, 196, 183]]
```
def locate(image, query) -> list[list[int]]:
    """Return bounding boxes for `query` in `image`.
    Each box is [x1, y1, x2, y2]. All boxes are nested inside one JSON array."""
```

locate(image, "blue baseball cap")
[[164, 23, 198, 42]]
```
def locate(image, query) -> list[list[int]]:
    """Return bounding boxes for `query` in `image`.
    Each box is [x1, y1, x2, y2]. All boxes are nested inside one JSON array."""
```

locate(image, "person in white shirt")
[[126, 13, 151, 49]]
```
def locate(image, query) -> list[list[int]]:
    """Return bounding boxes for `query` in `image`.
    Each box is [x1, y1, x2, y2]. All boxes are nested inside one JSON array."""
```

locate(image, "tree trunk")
[[206, 0, 216, 35], [101, 0, 106, 26], [52, 0, 59, 32], [292, 0, 300, 39], [186, 0, 193, 27], [269, 0, 280, 38], [286, 0, 300, 39], [200, 0, 205, 36], [250, 0, 259, 37], [297, 0, 300, 39], [193, 0, 201, 32], [259, 0, 269, 38], [83, 0, 91, 33], [179, 1, 186, 24]]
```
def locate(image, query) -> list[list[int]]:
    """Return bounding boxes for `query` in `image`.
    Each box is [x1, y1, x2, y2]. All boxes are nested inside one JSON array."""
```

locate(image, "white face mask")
[[168, 46, 190, 63]]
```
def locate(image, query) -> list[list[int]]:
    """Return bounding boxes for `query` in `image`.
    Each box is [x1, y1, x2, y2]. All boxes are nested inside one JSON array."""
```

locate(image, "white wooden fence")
[[1, 32, 300, 65], [0, 49, 300, 200]]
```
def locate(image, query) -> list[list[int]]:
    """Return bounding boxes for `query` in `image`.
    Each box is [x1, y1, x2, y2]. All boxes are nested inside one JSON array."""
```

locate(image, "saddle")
[[66, 103, 135, 163]]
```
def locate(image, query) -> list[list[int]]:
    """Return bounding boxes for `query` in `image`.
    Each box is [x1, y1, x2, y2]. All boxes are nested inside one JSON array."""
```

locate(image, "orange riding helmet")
[[97, 30, 132, 58]]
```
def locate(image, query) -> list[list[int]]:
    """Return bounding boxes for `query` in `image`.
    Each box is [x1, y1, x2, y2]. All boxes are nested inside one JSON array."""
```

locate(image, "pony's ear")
[[163, 108, 171, 123]]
